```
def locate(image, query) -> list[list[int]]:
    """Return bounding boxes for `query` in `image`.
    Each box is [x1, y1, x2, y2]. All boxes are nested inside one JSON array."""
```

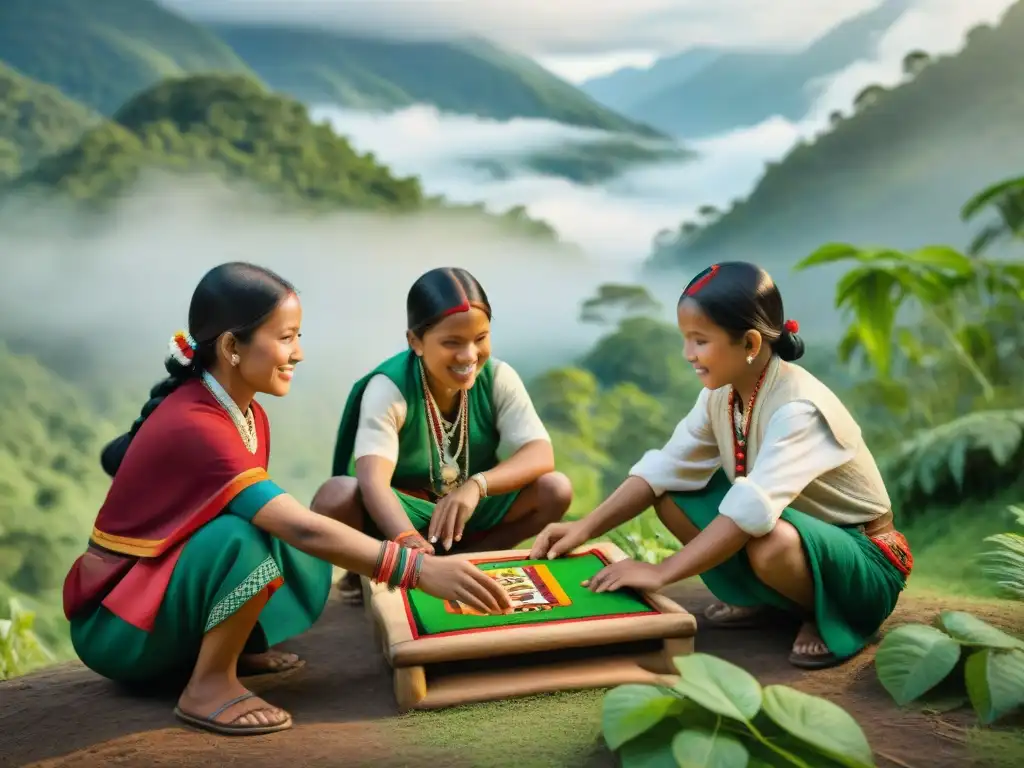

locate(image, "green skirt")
[[70, 514, 333, 684], [668, 470, 907, 660], [364, 487, 520, 541]]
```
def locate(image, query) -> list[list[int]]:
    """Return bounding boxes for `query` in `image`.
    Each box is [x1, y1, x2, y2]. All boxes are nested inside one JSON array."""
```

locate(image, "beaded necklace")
[[727, 361, 770, 477], [417, 358, 469, 497], [201, 371, 258, 454]]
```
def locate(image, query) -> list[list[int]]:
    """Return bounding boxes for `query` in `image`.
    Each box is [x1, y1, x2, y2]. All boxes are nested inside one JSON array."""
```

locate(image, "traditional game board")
[[361, 542, 697, 711]]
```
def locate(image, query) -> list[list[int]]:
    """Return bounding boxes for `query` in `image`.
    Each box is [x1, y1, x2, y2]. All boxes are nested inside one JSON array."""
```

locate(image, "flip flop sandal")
[[174, 692, 293, 736], [788, 650, 844, 670], [703, 603, 767, 629], [237, 654, 305, 677], [789, 637, 876, 670]]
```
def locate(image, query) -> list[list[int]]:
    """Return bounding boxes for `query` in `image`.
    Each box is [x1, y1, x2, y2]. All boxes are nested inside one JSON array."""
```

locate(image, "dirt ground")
[[2, 582, 1021, 768]]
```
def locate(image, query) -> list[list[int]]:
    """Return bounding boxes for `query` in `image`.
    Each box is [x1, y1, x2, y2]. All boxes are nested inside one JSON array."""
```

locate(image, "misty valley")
[[1, 1, 1024, 767]]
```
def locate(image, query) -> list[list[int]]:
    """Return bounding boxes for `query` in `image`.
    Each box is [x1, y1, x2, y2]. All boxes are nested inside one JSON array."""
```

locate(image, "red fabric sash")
[[62, 379, 272, 631]]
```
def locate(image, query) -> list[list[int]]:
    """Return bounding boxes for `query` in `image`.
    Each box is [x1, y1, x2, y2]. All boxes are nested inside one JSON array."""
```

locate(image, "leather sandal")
[[174, 692, 293, 736]]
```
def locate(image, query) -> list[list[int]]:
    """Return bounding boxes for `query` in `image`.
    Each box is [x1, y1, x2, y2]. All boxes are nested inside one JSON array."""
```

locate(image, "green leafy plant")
[[606, 510, 679, 565], [979, 504, 1024, 600], [602, 653, 876, 767], [878, 410, 1024, 513], [0, 597, 56, 680], [875, 610, 1024, 725]]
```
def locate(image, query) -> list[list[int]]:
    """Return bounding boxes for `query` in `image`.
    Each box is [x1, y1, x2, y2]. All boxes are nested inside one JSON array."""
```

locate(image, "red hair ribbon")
[[784, 319, 800, 333], [685, 264, 719, 296]]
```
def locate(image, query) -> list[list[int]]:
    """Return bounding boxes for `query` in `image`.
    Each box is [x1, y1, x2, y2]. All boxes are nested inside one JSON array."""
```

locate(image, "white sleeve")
[[492, 360, 551, 457], [719, 401, 856, 537], [352, 375, 407, 463], [628, 388, 721, 495]]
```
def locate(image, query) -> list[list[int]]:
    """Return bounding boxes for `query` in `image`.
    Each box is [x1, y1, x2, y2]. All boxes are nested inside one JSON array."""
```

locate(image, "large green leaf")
[[619, 720, 684, 768], [964, 648, 1024, 725], [760, 686, 875, 768], [673, 654, 763, 723], [602, 684, 684, 750], [961, 175, 1024, 220], [875, 624, 962, 705], [793, 242, 865, 269], [938, 611, 1024, 650], [672, 728, 750, 768]]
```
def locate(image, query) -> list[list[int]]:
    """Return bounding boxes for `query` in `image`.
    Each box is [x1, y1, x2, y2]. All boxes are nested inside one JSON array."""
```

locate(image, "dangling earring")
[[746, 354, 754, 365], [231, 354, 240, 366]]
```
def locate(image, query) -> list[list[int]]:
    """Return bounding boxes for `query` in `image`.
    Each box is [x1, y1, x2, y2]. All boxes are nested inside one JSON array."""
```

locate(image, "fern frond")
[[978, 506, 1024, 601], [880, 410, 1024, 514]]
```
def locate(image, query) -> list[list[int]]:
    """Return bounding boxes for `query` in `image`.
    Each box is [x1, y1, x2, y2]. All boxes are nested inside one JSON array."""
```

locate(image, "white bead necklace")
[[201, 371, 258, 454]]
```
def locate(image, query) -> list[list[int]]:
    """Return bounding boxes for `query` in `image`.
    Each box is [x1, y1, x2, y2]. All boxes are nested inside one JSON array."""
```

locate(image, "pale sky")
[[164, 0, 1013, 83], [166, 0, 881, 60]]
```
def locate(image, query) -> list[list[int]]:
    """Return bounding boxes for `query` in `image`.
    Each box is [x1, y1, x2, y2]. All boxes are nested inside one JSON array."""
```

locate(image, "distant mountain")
[[0, 0, 660, 141], [0, 62, 100, 181], [206, 24, 661, 137], [646, 2, 1024, 284], [6, 73, 566, 244], [608, 0, 913, 138], [580, 47, 723, 114], [0, 0, 253, 114]]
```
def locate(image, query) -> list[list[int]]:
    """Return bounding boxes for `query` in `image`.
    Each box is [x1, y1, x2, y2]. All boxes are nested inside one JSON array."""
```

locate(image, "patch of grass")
[[967, 727, 1024, 768], [393, 690, 609, 768], [901, 501, 1021, 598]]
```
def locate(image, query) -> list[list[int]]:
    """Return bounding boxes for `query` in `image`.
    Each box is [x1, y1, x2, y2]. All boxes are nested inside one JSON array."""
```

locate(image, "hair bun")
[[775, 327, 805, 362]]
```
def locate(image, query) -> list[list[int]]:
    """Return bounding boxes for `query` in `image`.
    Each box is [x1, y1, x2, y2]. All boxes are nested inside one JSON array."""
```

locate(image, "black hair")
[[406, 267, 492, 337], [100, 262, 296, 477], [679, 261, 805, 362]]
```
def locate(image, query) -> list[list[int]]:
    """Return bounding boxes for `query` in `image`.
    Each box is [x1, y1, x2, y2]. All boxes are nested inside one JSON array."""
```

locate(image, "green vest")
[[331, 350, 501, 496]]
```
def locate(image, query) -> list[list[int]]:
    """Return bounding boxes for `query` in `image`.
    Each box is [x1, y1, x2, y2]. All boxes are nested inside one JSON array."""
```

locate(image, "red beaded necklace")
[[728, 362, 770, 477]]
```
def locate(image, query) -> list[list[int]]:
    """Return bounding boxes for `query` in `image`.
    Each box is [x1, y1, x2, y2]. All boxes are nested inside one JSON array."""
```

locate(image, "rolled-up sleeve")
[[628, 388, 722, 496], [718, 401, 855, 537]]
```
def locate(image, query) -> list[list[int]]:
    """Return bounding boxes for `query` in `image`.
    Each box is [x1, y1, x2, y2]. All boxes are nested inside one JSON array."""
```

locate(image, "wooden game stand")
[[361, 541, 698, 712]]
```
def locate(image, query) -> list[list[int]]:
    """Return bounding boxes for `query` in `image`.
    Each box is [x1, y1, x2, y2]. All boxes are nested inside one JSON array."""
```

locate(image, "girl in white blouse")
[[531, 261, 912, 670], [313, 267, 573, 603]]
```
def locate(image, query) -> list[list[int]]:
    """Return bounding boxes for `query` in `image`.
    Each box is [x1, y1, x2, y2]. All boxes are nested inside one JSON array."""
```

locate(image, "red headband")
[[440, 299, 471, 318], [686, 264, 719, 296]]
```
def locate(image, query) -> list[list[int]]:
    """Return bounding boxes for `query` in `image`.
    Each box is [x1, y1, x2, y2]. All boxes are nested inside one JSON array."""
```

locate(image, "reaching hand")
[[416, 555, 512, 615], [397, 531, 435, 555], [583, 559, 666, 594], [528, 521, 589, 560], [428, 481, 482, 551]]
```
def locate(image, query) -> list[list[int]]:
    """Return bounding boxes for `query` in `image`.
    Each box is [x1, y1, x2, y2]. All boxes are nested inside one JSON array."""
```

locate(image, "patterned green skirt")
[[70, 514, 333, 684], [668, 470, 907, 660]]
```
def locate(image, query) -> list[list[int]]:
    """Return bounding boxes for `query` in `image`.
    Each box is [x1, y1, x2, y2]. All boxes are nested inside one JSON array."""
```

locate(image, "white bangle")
[[469, 472, 488, 498]]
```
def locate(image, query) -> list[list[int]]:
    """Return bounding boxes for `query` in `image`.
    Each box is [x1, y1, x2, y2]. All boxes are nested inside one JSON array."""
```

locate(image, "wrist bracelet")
[[469, 472, 488, 498], [372, 539, 427, 592], [394, 529, 421, 545]]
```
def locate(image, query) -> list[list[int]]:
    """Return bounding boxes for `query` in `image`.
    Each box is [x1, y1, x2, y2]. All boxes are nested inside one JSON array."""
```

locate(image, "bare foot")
[[177, 680, 291, 730], [703, 602, 764, 626], [337, 571, 363, 605], [237, 649, 303, 675]]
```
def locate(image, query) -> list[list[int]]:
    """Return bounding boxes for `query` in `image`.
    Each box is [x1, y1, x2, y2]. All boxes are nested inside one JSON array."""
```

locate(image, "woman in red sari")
[[62, 262, 510, 736]]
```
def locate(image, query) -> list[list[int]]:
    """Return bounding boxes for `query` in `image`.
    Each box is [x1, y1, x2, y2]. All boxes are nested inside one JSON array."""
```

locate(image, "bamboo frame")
[[362, 542, 697, 711]]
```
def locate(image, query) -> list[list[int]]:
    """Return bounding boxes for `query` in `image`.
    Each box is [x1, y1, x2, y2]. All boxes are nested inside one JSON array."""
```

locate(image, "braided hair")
[[100, 262, 296, 477]]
